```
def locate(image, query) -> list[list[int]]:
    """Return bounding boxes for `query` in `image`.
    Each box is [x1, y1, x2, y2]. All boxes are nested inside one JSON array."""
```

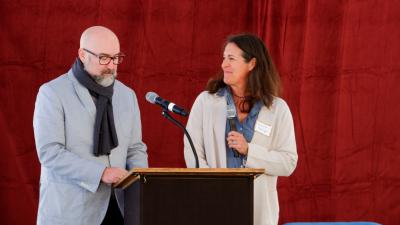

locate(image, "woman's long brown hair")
[[206, 34, 281, 112]]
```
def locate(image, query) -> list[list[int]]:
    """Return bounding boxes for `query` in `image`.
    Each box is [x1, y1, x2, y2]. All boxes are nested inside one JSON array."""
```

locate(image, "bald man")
[[33, 26, 148, 225]]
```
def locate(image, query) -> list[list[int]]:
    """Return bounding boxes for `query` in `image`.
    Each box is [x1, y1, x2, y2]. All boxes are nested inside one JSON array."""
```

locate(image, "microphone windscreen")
[[227, 103, 236, 119], [145, 92, 158, 104]]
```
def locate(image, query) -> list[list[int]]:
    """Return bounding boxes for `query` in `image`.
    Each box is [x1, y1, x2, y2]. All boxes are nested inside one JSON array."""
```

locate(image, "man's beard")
[[91, 68, 117, 87]]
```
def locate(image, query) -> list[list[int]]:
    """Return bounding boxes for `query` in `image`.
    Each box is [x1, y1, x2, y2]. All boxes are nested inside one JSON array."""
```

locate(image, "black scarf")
[[72, 58, 119, 156]]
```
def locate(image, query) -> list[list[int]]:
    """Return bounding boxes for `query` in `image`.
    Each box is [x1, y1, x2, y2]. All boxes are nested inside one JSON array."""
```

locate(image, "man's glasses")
[[83, 48, 125, 65]]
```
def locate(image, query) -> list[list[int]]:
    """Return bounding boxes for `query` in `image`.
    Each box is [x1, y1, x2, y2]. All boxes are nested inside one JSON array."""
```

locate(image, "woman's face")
[[221, 43, 254, 90]]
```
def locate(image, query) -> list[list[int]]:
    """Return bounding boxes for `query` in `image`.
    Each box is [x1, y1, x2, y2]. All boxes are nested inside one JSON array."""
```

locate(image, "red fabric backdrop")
[[0, 0, 399, 224]]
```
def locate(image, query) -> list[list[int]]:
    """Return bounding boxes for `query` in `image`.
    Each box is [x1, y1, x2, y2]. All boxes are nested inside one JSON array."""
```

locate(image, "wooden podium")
[[114, 168, 264, 225]]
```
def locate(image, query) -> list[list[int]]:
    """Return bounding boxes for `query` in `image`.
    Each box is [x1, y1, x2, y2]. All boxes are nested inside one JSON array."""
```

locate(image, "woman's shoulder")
[[195, 91, 224, 102], [258, 97, 293, 124], [267, 96, 291, 114], [272, 96, 288, 107]]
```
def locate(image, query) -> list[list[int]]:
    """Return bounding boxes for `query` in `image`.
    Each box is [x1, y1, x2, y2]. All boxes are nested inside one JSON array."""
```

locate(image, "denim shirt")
[[217, 87, 263, 168]]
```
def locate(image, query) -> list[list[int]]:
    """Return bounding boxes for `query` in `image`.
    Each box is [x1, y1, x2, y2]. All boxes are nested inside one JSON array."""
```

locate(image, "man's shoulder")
[[114, 80, 137, 98], [44, 72, 69, 86], [43, 72, 71, 88], [114, 80, 132, 91]]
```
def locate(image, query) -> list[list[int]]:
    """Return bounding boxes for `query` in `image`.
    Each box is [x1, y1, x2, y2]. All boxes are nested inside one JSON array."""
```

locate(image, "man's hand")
[[101, 167, 129, 184]]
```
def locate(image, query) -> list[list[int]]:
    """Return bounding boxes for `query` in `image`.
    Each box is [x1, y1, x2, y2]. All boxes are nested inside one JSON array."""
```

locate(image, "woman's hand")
[[227, 131, 248, 155]]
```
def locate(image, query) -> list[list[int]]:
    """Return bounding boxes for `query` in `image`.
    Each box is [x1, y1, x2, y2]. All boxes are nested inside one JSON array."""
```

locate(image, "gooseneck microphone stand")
[[161, 109, 199, 168]]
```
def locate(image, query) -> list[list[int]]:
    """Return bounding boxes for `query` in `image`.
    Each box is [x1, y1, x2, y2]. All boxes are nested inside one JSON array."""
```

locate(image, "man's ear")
[[248, 58, 256, 71], [78, 48, 85, 61]]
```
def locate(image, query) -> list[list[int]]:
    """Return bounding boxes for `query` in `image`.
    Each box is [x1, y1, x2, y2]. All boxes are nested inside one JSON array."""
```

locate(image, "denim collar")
[[218, 87, 263, 118]]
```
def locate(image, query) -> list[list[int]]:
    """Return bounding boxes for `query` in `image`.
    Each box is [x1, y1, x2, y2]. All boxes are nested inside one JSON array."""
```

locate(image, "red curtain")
[[0, 1, 399, 224], [253, 1, 400, 224]]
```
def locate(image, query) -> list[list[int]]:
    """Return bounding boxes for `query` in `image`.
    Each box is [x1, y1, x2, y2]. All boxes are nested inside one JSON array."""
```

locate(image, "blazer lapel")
[[67, 70, 96, 121]]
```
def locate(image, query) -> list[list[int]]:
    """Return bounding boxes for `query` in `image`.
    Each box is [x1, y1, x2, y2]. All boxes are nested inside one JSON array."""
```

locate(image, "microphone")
[[145, 92, 188, 117], [227, 103, 240, 158]]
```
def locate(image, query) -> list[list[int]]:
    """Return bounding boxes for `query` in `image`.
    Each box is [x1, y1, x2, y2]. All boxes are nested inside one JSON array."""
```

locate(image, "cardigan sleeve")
[[184, 92, 210, 168]]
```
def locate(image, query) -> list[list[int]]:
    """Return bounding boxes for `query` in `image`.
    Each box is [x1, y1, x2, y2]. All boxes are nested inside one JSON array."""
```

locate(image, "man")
[[33, 26, 148, 225]]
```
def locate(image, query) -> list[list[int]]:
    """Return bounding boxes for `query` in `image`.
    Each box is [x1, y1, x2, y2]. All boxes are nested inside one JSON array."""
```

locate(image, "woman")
[[184, 34, 298, 225]]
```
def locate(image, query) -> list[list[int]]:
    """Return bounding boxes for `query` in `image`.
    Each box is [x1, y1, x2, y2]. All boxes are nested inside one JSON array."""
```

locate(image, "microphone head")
[[227, 103, 236, 119], [145, 92, 159, 104]]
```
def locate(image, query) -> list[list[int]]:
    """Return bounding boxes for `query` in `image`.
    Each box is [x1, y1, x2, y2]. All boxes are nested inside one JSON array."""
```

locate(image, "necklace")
[[232, 92, 246, 100]]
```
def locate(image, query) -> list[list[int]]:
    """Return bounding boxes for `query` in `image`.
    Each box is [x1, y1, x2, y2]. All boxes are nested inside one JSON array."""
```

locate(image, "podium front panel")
[[124, 174, 254, 225]]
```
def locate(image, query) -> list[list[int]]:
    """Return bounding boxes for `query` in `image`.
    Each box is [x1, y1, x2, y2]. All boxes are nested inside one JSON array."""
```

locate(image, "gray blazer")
[[33, 70, 148, 225]]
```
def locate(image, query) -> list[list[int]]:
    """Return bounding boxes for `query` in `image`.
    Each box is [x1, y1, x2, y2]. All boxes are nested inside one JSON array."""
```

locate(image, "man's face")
[[82, 49, 119, 87]]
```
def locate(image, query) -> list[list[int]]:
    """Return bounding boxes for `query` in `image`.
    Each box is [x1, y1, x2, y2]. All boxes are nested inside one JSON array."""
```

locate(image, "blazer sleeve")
[[126, 90, 148, 170], [246, 100, 298, 176], [184, 93, 210, 168], [33, 84, 106, 193]]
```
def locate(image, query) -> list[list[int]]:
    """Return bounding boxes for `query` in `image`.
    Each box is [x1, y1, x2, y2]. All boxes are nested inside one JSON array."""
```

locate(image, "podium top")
[[114, 168, 265, 189]]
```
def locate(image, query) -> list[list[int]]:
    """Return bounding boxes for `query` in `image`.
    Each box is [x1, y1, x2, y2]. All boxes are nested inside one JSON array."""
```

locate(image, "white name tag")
[[255, 121, 272, 136]]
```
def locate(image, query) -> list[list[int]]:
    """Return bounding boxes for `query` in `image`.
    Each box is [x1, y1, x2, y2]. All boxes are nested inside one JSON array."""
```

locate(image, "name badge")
[[255, 121, 272, 136]]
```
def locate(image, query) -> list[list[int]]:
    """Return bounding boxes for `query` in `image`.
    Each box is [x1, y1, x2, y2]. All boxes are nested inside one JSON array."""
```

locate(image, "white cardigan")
[[184, 91, 298, 225]]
